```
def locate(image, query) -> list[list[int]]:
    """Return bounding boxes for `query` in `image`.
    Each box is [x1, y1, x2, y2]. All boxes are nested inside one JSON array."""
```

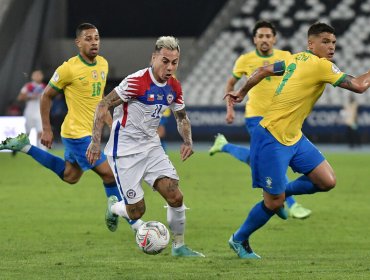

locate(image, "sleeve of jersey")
[[48, 62, 71, 93], [114, 77, 140, 102], [20, 84, 29, 94], [319, 59, 346, 86], [170, 80, 185, 112], [232, 56, 246, 79]]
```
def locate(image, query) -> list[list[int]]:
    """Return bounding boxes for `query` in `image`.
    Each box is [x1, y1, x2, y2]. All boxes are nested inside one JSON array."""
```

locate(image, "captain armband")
[[273, 61, 286, 76]]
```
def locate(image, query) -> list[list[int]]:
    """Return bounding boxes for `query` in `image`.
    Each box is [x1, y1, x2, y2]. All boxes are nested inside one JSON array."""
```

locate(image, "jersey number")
[[92, 82, 101, 96], [275, 63, 296, 94], [151, 104, 163, 118]]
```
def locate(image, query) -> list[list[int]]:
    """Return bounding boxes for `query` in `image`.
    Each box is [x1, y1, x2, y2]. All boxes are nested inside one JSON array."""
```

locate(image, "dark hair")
[[76, 23, 97, 38], [252, 20, 277, 37], [308, 22, 335, 37]]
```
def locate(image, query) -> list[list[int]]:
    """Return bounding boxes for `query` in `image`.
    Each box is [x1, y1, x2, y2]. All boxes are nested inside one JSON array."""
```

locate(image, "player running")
[[86, 36, 204, 258]]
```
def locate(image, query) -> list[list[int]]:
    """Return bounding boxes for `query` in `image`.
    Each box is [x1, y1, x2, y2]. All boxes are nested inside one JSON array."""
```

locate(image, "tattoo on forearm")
[[174, 109, 192, 146], [340, 75, 354, 90], [91, 101, 107, 143], [92, 90, 122, 143]]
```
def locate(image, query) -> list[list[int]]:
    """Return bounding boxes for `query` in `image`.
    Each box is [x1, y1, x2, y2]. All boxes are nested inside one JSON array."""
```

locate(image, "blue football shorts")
[[245, 116, 263, 135], [62, 136, 107, 171], [159, 116, 169, 126], [250, 124, 325, 195]]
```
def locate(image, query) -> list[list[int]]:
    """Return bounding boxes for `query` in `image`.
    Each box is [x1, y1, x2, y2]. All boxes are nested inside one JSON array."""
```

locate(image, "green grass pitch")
[[0, 149, 369, 279]]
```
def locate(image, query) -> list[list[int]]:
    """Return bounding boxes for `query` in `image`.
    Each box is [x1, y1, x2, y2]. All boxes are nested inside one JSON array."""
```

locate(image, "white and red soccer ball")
[[135, 221, 170, 255]]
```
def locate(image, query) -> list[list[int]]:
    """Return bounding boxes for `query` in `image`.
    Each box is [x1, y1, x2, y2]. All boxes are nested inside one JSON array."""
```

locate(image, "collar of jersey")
[[255, 49, 273, 58], [78, 54, 97, 66], [149, 67, 166, 87], [305, 50, 315, 55]]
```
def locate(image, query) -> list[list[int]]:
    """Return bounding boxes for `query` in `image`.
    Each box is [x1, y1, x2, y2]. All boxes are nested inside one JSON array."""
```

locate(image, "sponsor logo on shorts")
[[126, 189, 136, 198], [265, 177, 272, 188]]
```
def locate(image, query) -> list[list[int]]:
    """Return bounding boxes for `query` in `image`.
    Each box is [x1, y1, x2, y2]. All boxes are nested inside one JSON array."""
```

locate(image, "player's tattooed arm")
[[91, 90, 121, 143], [338, 75, 355, 91], [173, 108, 194, 161], [86, 90, 122, 164], [104, 111, 113, 131], [173, 108, 192, 146], [338, 72, 370, 93]]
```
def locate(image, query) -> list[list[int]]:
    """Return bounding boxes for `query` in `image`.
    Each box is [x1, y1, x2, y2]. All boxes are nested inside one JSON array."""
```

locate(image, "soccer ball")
[[135, 221, 170, 255]]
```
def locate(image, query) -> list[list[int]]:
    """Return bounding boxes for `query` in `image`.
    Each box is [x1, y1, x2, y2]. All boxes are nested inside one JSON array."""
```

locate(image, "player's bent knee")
[[63, 164, 83, 184], [263, 192, 285, 211], [165, 191, 183, 207], [321, 180, 336, 191], [319, 175, 336, 191], [63, 176, 80, 184], [264, 199, 284, 211]]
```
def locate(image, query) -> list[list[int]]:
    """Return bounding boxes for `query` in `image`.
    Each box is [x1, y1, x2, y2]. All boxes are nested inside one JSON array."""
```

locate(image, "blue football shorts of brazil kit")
[[62, 136, 107, 171], [250, 124, 325, 195]]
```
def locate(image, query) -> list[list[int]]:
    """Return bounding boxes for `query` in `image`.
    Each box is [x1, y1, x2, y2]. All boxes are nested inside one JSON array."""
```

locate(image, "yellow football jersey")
[[260, 51, 346, 145], [49, 54, 108, 138], [233, 49, 291, 117]]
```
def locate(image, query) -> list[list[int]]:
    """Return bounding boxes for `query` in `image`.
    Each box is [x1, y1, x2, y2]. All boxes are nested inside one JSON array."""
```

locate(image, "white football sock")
[[111, 201, 129, 219], [167, 204, 186, 248], [21, 144, 31, 153], [130, 219, 145, 231]]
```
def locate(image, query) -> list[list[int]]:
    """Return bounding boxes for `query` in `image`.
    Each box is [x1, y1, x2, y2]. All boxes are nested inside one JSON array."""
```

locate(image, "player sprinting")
[[86, 36, 204, 258], [0, 23, 143, 231], [209, 20, 312, 219], [225, 22, 370, 259]]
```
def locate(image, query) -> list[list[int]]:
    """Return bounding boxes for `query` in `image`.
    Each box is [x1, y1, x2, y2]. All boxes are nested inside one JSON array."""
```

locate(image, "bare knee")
[[63, 162, 83, 184], [126, 200, 146, 220], [317, 176, 336, 191], [263, 191, 285, 211], [62, 172, 81, 184], [166, 191, 183, 207], [309, 160, 336, 192], [63, 177, 80, 184]]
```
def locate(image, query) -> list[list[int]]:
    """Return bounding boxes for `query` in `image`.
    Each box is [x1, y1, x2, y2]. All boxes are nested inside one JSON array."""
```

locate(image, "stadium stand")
[[182, 0, 370, 106]]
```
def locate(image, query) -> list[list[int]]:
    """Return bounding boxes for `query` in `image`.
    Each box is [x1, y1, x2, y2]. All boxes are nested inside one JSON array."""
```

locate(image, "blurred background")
[[1, 0, 370, 145]]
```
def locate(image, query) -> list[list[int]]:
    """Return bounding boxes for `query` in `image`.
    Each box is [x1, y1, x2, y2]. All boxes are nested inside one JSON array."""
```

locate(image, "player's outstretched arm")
[[338, 71, 370, 93], [40, 85, 59, 149], [224, 61, 285, 104], [173, 108, 194, 161], [86, 89, 122, 165]]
